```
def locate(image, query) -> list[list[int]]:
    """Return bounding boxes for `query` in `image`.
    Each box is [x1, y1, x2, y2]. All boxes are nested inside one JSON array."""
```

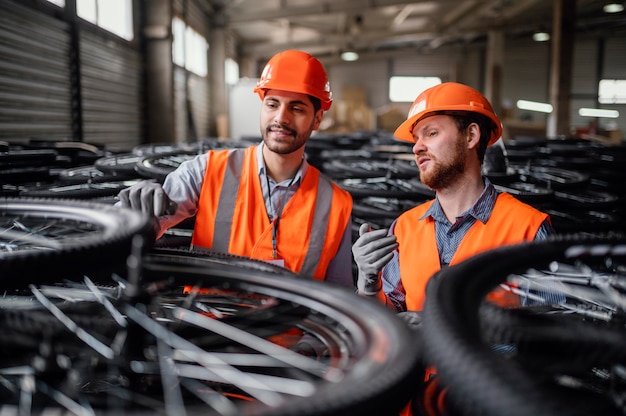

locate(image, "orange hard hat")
[[394, 82, 502, 146], [254, 50, 333, 111]]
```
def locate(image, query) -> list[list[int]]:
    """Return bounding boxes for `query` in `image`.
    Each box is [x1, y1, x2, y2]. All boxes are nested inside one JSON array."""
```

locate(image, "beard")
[[262, 123, 313, 155], [419, 137, 467, 190]]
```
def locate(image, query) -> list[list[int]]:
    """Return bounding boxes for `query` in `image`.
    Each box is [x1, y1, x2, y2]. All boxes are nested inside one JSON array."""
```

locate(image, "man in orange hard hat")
[[352, 81, 555, 415], [119, 50, 354, 289], [353, 81, 553, 310]]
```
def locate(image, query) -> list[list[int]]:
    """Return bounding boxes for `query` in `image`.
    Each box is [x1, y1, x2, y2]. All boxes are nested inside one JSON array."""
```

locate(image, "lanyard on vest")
[[266, 173, 297, 259]]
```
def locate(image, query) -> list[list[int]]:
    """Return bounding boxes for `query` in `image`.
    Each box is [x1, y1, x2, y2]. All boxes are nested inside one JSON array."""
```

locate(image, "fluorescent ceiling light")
[[603, 3, 624, 13], [516, 99, 553, 113], [578, 108, 620, 118], [341, 51, 359, 61], [532, 31, 550, 42]]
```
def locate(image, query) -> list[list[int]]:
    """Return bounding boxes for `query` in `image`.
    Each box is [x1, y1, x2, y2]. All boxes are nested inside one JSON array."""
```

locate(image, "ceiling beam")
[[225, 0, 441, 23]]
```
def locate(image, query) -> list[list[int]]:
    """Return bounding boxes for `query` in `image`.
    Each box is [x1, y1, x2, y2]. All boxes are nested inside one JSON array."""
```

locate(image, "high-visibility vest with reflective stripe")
[[191, 146, 353, 280], [394, 192, 549, 311]]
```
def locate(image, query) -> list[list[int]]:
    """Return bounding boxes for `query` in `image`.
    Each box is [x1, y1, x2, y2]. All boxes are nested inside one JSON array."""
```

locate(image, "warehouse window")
[[225, 58, 239, 85], [45, 0, 65, 7], [599, 79, 626, 104], [172, 17, 208, 77], [76, 0, 134, 41], [389, 76, 441, 102]]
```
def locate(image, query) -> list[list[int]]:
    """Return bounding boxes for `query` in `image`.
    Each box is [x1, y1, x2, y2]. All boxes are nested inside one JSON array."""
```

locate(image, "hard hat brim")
[[393, 109, 502, 146]]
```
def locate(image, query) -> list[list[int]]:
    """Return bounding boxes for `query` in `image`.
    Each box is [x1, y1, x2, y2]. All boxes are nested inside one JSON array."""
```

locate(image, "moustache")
[[267, 124, 296, 136]]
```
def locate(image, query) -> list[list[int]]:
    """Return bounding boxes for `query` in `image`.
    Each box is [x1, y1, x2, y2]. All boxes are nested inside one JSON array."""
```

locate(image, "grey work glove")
[[352, 223, 398, 295], [397, 311, 422, 331], [117, 180, 177, 217]]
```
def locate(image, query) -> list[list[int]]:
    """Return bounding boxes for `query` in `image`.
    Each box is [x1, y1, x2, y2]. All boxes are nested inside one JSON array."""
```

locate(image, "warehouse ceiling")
[[205, 0, 626, 64]]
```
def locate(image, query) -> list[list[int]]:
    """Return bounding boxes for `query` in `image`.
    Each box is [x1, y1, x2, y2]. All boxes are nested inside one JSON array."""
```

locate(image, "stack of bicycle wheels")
[[0, 196, 424, 415]]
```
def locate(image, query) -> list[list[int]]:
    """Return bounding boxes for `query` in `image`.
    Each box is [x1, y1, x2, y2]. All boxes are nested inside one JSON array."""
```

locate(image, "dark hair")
[[308, 95, 322, 113], [450, 112, 496, 163]]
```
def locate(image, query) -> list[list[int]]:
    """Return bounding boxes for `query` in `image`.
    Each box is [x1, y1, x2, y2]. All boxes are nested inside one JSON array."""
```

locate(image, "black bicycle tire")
[[517, 165, 589, 189], [135, 151, 198, 182], [339, 177, 434, 200], [0, 148, 58, 166], [553, 188, 619, 208], [94, 153, 144, 176], [139, 250, 425, 416], [24, 139, 108, 165], [322, 159, 397, 180], [0, 249, 425, 416], [0, 166, 53, 183], [0, 197, 154, 282], [351, 197, 418, 220], [19, 180, 138, 199], [58, 164, 140, 184], [493, 182, 554, 204], [421, 234, 626, 416]]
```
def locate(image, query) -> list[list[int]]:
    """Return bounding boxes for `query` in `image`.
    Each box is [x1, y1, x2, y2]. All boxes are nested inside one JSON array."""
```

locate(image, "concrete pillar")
[[485, 29, 505, 121], [209, 12, 227, 139], [547, 0, 576, 138], [142, 0, 175, 144]]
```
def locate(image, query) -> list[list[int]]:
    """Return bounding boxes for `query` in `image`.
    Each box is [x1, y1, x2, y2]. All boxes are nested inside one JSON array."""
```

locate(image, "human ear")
[[467, 123, 481, 148], [312, 109, 324, 131]]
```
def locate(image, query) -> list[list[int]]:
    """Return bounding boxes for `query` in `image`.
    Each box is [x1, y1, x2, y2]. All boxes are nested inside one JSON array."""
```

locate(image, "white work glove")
[[117, 180, 177, 217], [352, 223, 398, 295]]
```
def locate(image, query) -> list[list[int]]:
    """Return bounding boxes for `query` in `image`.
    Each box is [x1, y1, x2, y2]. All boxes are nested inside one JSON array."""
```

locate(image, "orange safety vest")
[[394, 192, 549, 311], [191, 146, 353, 280]]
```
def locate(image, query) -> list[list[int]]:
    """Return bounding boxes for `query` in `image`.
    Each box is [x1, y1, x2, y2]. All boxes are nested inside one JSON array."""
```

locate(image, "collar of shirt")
[[419, 177, 498, 226], [256, 142, 308, 185], [257, 142, 308, 221]]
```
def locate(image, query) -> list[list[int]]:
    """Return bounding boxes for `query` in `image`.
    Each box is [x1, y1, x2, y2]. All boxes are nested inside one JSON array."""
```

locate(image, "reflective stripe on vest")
[[395, 192, 549, 310], [192, 146, 352, 280], [212, 149, 244, 253], [300, 174, 332, 277]]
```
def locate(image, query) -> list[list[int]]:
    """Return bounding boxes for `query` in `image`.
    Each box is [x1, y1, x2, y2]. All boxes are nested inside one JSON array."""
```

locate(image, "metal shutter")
[[172, 0, 210, 143], [79, 30, 142, 150], [0, 1, 73, 142]]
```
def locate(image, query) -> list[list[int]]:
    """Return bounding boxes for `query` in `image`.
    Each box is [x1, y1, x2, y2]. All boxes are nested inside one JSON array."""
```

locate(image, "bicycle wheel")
[[58, 165, 140, 184], [421, 234, 626, 416], [95, 153, 144, 176], [0, 248, 424, 416], [339, 177, 434, 200], [135, 151, 199, 182], [517, 165, 589, 189], [0, 197, 153, 281], [19, 180, 140, 199]]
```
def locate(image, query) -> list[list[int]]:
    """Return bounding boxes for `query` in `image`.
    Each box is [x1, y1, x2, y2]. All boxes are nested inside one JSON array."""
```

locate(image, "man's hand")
[[352, 223, 398, 295], [117, 180, 177, 217]]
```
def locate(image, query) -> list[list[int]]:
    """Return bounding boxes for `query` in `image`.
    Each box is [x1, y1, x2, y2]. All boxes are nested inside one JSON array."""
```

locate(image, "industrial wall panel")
[[598, 37, 625, 134], [79, 30, 142, 150], [331, 59, 388, 111], [0, 1, 73, 141], [503, 39, 550, 125], [392, 51, 463, 80], [604, 37, 626, 79], [173, 66, 210, 143], [187, 73, 210, 139], [174, 66, 187, 142], [571, 39, 599, 130], [173, 0, 208, 35]]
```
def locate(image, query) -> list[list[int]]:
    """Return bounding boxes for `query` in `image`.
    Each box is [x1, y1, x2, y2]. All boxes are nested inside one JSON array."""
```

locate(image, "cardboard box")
[[341, 86, 367, 105], [377, 105, 407, 132]]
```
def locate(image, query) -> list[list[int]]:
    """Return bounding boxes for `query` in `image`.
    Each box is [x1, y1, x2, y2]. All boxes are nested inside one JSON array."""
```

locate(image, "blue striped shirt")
[[381, 178, 554, 311]]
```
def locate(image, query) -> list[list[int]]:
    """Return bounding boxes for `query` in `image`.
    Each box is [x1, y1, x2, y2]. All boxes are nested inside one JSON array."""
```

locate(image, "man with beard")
[[118, 50, 354, 288], [352, 82, 554, 311]]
